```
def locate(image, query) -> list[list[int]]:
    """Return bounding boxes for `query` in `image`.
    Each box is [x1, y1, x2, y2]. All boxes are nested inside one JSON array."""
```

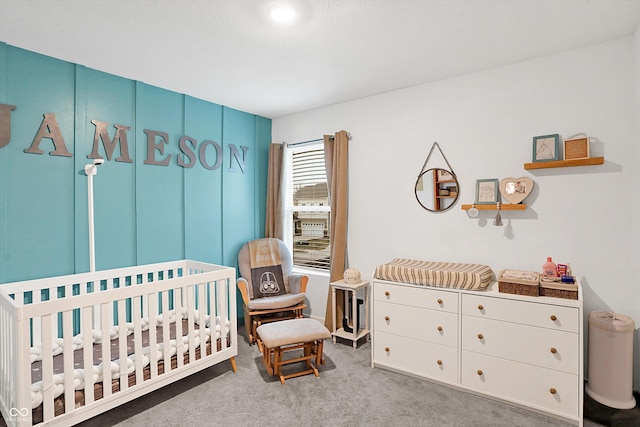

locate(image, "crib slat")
[[62, 310, 75, 414], [117, 299, 128, 392], [41, 314, 55, 422], [186, 285, 196, 364], [198, 283, 207, 359], [174, 288, 184, 369], [217, 278, 228, 350], [161, 291, 171, 372], [82, 306, 95, 405], [148, 293, 158, 378], [132, 296, 144, 385], [100, 302, 112, 399]]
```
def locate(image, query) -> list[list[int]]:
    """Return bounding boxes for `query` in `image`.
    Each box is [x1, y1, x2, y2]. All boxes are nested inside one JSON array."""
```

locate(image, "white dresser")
[[372, 279, 583, 426]]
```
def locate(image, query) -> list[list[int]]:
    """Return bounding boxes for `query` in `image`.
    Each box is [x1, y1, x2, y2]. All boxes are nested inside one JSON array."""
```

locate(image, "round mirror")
[[415, 168, 460, 212]]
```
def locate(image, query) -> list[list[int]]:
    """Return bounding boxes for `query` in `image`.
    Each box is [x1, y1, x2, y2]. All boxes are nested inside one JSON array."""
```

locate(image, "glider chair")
[[237, 238, 308, 345]]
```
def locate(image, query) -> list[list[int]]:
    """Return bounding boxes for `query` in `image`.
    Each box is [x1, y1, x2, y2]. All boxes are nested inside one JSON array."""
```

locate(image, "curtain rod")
[[285, 132, 352, 148]]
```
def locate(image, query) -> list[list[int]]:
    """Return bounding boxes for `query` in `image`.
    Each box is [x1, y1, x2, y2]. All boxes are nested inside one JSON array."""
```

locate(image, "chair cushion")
[[247, 293, 306, 310]]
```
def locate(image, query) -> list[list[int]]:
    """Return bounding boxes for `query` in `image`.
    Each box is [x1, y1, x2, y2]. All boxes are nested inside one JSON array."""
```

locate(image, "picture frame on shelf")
[[436, 169, 454, 181], [532, 134, 560, 162], [563, 136, 590, 160], [475, 179, 499, 204]]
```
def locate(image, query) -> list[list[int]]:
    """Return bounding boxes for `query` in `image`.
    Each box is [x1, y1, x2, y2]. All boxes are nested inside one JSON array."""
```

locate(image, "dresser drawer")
[[374, 331, 458, 383], [375, 301, 458, 347], [462, 351, 578, 418], [462, 316, 578, 374], [374, 282, 458, 313], [461, 294, 578, 333]]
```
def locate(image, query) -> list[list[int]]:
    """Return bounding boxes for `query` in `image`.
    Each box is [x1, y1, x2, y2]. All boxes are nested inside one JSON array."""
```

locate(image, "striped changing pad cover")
[[374, 258, 493, 290]]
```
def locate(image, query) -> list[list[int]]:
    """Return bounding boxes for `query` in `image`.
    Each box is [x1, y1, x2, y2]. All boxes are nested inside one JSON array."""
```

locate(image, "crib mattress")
[[374, 258, 493, 290], [31, 335, 230, 425], [30, 317, 232, 425]]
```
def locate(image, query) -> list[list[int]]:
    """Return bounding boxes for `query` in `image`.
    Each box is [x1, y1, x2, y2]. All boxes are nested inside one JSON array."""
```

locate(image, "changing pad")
[[375, 258, 493, 290]]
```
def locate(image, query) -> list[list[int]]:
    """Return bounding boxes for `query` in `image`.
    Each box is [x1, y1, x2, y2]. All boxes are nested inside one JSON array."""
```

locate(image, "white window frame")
[[282, 142, 330, 271]]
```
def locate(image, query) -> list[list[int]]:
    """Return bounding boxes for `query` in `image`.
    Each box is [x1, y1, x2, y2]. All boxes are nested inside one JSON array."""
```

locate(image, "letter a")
[[24, 113, 72, 157]]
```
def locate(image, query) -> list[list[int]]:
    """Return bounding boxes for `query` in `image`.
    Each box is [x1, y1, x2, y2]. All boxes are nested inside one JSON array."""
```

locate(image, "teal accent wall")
[[0, 43, 270, 290]]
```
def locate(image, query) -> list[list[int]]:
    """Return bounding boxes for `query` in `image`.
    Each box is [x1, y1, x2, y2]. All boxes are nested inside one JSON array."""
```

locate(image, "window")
[[284, 144, 330, 270]]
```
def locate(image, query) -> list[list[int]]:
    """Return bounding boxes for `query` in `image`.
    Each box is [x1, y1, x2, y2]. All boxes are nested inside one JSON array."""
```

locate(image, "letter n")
[[228, 144, 249, 174], [88, 120, 133, 162]]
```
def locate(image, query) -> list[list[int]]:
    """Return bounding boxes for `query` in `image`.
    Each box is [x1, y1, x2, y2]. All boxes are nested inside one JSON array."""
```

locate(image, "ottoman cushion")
[[257, 318, 331, 348]]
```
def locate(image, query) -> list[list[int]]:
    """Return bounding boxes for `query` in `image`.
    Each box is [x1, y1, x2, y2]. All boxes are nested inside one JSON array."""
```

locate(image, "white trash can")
[[585, 311, 636, 409]]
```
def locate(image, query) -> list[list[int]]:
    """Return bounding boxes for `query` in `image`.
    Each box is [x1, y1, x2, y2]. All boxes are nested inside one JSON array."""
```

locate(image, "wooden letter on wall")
[[143, 129, 171, 166], [0, 103, 17, 148], [88, 120, 133, 162], [24, 113, 72, 157]]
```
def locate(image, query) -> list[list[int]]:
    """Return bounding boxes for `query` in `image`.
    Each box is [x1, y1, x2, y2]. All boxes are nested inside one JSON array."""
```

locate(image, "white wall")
[[275, 37, 640, 389]]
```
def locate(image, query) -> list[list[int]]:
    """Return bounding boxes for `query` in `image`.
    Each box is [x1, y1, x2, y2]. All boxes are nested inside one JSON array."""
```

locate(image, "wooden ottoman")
[[256, 318, 331, 384]]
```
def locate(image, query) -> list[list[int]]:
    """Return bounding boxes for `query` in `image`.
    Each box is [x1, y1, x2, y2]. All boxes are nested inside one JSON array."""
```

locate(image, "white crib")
[[0, 260, 237, 427]]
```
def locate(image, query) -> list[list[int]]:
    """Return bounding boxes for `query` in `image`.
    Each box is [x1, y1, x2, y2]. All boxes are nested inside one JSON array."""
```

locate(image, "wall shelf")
[[461, 204, 526, 211], [523, 156, 604, 170]]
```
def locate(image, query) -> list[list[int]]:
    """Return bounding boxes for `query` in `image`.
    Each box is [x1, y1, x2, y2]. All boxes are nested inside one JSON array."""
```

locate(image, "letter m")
[[88, 120, 133, 162]]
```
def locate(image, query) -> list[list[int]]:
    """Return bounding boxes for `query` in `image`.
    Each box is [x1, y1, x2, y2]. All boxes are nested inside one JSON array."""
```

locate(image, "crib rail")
[[0, 260, 237, 427]]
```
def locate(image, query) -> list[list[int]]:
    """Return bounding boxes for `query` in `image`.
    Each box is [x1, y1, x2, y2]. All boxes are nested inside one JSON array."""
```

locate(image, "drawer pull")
[[437, 359, 443, 365], [437, 298, 443, 304], [550, 347, 557, 354], [477, 370, 483, 376], [385, 347, 390, 352], [477, 333, 484, 340], [550, 315, 557, 321], [477, 304, 484, 311], [549, 388, 557, 395], [385, 291, 390, 297], [437, 326, 443, 332], [385, 316, 390, 321]]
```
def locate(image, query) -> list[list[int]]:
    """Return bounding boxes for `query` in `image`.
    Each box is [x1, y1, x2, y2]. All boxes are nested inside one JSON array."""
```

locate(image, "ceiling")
[[1, 0, 640, 119]]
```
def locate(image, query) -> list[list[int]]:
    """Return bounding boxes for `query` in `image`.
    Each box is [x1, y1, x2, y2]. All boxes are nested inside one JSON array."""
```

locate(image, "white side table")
[[330, 279, 370, 349]]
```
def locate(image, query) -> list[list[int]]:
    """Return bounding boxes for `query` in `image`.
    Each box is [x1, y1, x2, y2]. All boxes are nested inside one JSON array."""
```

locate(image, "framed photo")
[[475, 179, 499, 204], [436, 169, 454, 181], [532, 134, 560, 162], [563, 136, 589, 160]]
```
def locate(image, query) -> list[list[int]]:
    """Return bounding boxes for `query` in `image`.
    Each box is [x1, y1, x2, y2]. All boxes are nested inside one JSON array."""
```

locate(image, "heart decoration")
[[499, 177, 533, 204]]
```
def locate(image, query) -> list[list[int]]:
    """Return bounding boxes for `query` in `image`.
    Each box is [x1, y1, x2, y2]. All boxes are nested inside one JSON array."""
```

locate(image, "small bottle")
[[542, 257, 558, 277]]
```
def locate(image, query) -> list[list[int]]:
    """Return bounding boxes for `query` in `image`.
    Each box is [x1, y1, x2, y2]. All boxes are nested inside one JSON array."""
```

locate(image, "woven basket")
[[539, 281, 578, 300], [498, 269, 539, 297]]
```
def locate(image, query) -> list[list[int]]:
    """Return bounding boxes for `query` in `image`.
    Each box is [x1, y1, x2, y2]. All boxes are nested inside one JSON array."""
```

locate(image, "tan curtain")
[[265, 143, 284, 239], [323, 130, 349, 331]]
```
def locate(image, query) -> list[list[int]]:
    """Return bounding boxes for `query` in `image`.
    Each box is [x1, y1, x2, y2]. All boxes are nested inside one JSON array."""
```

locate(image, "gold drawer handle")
[[437, 298, 443, 304], [385, 316, 390, 321], [477, 369, 483, 376], [437, 326, 443, 332], [550, 315, 557, 321], [550, 347, 557, 354], [549, 388, 557, 395], [385, 291, 390, 297], [477, 333, 484, 340], [477, 304, 484, 310], [385, 347, 390, 352], [437, 360, 443, 365]]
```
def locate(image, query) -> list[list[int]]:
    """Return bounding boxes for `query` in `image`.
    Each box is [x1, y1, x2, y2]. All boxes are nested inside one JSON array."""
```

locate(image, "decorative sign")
[[563, 137, 589, 160], [0, 102, 249, 173]]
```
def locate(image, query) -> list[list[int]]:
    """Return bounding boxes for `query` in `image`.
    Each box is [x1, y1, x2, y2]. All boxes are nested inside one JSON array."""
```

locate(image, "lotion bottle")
[[543, 257, 558, 277]]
